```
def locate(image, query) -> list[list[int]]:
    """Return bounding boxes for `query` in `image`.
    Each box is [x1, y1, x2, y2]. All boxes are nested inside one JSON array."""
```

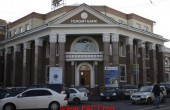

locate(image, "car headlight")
[[100, 93, 104, 96], [112, 93, 116, 96], [141, 95, 147, 98]]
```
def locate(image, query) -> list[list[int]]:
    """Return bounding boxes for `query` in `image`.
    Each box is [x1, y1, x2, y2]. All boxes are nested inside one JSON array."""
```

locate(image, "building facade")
[[0, 4, 169, 89]]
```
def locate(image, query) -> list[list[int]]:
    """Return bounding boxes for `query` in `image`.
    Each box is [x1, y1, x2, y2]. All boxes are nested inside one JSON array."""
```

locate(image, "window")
[[69, 89, 77, 93], [19, 26, 23, 33], [14, 29, 17, 35], [145, 44, 149, 58], [146, 68, 150, 82], [71, 38, 97, 52], [119, 40, 126, 57], [25, 24, 30, 31], [22, 90, 37, 97], [136, 23, 141, 29], [37, 90, 52, 96], [120, 65, 126, 82], [144, 26, 148, 31]]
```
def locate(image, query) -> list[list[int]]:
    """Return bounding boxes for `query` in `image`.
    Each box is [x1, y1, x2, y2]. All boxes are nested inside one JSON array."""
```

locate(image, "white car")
[[68, 88, 88, 104], [131, 86, 167, 104], [0, 88, 68, 110]]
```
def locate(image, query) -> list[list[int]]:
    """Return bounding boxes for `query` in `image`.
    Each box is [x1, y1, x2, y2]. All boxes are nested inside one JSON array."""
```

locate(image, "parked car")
[[0, 88, 8, 99], [119, 84, 138, 98], [68, 88, 88, 104], [0, 88, 68, 110], [100, 87, 117, 101], [27, 84, 70, 99], [130, 86, 167, 104], [160, 83, 170, 98], [72, 86, 90, 96]]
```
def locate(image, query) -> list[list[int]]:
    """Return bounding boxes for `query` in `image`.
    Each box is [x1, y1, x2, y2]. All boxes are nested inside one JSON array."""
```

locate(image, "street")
[[67, 98, 170, 110]]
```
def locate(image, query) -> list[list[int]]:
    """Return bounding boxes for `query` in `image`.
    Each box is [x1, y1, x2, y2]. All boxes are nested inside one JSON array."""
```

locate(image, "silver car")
[[130, 86, 167, 104]]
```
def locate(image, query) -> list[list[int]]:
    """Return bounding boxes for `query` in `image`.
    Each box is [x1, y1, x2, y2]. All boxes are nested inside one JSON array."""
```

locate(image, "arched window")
[[71, 38, 98, 52]]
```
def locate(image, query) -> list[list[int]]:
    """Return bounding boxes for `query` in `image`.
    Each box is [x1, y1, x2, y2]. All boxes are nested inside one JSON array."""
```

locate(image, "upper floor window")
[[25, 24, 30, 31], [119, 40, 126, 57], [71, 38, 98, 52], [14, 29, 17, 35], [19, 26, 23, 33], [120, 64, 126, 82], [144, 26, 148, 31], [136, 23, 141, 29]]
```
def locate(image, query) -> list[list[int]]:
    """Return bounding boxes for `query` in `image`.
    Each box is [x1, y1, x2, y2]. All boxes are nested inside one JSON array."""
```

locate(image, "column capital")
[[5, 47, 12, 54], [58, 33, 66, 43], [49, 33, 57, 43], [34, 38, 43, 46], [103, 33, 110, 42], [138, 40, 145, 48], [159, 45, 165, 52], [23, 42, 31, 49], [111, 33, 119, 42], [14, 45, 21, 52], [149, 43, 156, 50], [126, 37, 134, 45]]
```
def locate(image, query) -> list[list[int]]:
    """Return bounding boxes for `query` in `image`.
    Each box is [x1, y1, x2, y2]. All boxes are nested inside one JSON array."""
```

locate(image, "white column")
[[49, 33, 57, 66]]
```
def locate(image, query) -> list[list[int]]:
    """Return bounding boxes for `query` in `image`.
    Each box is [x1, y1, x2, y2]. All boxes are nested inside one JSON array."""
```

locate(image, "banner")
[[104, 66, 118, 87], [49, 67, 63, 84]]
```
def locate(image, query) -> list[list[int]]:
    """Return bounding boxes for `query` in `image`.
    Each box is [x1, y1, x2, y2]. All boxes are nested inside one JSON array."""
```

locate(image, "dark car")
[[0, 88, 9, 99], [160, 83, 170, 98], [27, 83, 70, 99], [100, 87, 117, 101], [119, 84, 138, 98]]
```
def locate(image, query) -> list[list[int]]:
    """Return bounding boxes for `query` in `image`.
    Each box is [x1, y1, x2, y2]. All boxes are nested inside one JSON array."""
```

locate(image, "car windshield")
[[121, 85, 137, 89], [102, 88, 115, 92], [139, 86, 152, 92]]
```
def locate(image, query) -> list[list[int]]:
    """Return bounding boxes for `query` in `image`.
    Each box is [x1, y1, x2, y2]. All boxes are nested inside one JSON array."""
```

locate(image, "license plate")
[[106, 97, 110, 99]]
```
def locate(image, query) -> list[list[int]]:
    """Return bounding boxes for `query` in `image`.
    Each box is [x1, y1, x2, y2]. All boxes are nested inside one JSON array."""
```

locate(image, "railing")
[[65, 52, 103, 61]]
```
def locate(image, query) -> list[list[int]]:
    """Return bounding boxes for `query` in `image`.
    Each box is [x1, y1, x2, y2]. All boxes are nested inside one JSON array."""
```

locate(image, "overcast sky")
[[0, 0, 170, 48]]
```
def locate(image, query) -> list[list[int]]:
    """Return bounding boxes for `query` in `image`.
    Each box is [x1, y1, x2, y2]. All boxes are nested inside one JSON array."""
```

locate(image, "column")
[[126, 37, 134, 84], [49, 33, 57, 67], [58, 33, 66, 84], [4, 48, 12, 86], [103, 33, 110, 67], [22, 42, 31, 86], [71, 61, 75, 86], [149, 43, 157, 83], [34, 38, 43, 84], [0, 49, 4, 86], [158, 45, 165, 82], [111, 33, 119, 66], [138, 41, 146, 85], [12, 45, 21, 86]]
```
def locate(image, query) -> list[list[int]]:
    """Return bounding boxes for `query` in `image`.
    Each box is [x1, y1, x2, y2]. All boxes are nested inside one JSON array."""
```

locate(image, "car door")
[[35, 90, 53, 109], [69, 89, 77, 102], [17, 90, 36, 109]]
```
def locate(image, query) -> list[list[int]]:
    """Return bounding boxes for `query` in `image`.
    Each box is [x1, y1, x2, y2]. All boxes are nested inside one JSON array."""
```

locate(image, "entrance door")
[[80, 70, 90, 87]]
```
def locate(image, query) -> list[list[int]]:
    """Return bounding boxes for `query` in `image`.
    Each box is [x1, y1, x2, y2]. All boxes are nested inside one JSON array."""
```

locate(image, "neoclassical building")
[[0, 4, 169, 89]]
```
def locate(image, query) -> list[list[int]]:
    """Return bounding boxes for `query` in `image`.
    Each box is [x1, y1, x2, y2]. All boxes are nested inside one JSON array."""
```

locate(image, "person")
[[152, 81, 164, 108]]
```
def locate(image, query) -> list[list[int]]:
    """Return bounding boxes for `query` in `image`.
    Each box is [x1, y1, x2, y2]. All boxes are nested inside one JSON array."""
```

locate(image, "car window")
[[139, 86, 152, 92], [22, 90, 37, 97], [69, 89, 77, 93], [37, 90, 52, 96]]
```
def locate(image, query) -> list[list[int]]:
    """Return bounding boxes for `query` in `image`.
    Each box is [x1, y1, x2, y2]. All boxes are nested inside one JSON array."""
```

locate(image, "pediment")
[[48, 3, 118, 25]]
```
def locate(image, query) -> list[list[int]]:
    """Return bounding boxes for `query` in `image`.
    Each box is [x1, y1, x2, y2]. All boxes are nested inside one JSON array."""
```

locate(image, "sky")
[[0, 0, 170, 48]]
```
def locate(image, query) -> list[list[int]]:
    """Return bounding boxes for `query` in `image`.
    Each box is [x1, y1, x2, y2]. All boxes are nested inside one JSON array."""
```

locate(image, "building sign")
[[104, 66, 119, 87], [49, 67, 63, 84], [61, 11, 107, 24]]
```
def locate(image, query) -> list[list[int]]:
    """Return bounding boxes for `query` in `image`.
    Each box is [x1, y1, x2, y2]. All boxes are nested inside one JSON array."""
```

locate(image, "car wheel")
[[147, 98, 152, 104], [49, 102, 60, 110], [3, 104, 15, 110], [73, 98, 80, 104]]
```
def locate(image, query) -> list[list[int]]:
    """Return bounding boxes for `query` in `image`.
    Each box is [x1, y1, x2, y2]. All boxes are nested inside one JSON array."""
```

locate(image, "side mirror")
[[17, 94, 23, 98]]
